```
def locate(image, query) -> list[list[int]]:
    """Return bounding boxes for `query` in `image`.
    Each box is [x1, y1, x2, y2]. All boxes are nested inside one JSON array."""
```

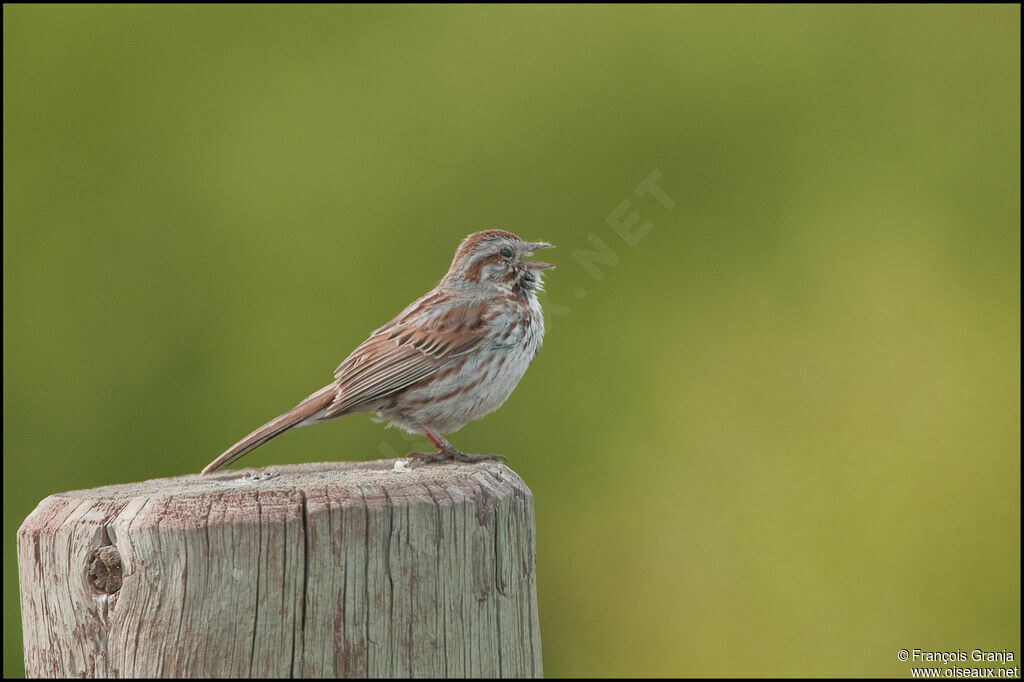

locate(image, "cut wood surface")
[[17, 459, 542, 678]]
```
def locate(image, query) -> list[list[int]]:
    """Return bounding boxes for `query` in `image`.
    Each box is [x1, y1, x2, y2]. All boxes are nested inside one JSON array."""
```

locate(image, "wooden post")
[[17, 459, 542, 678]]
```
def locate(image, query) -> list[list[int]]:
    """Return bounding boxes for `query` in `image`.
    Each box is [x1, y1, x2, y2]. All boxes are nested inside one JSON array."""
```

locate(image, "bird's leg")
[[409, 426, 506, 464]]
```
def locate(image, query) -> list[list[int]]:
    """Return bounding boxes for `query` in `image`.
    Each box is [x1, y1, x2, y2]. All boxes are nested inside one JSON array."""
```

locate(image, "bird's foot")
[[409, 447, 506, 465], [453, 451, 506, 463]]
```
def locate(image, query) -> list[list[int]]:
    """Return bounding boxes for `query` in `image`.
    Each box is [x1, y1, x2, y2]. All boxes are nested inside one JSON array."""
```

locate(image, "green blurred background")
[[3, 4, 1019, 677]]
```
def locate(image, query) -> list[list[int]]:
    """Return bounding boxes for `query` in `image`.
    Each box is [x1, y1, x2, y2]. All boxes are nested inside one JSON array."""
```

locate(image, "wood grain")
[[17, 460, 542, 678]]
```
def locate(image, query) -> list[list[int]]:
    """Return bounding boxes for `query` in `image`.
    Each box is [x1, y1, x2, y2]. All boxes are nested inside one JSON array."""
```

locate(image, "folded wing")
[[320, 295, 493, 418]]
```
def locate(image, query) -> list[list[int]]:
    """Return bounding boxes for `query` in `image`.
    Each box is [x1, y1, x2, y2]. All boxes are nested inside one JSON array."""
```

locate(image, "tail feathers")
[[201, 384, 336, 474]]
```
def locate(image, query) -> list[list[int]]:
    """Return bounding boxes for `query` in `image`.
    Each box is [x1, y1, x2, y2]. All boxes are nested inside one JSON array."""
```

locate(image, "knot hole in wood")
[[86, 545, 122, 595]]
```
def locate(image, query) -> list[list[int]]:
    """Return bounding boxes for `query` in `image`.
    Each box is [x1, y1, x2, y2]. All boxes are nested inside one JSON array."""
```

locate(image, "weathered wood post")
[[17, 459, 542, 678]]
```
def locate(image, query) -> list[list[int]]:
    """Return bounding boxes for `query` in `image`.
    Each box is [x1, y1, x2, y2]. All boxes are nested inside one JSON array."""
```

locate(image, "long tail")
[[201, 384, 336, 474]]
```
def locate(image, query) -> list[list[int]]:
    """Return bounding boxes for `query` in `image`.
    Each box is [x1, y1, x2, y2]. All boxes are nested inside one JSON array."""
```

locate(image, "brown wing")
[[319, 293, 493, 418]]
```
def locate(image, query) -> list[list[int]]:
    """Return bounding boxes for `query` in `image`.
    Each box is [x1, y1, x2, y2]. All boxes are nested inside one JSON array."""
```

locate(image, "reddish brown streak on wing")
[[321, 298, 496, 418]]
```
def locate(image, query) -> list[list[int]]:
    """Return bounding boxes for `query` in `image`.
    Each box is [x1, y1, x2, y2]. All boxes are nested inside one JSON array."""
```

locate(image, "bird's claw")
[[409, 450, 506, 465]]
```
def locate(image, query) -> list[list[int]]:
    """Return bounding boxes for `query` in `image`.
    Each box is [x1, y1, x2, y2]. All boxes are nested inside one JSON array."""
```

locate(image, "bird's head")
[[443, 229, 555, 294]]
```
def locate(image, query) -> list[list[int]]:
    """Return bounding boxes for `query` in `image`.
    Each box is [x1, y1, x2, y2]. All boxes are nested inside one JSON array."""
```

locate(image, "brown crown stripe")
[[453, 229, 521, 261]]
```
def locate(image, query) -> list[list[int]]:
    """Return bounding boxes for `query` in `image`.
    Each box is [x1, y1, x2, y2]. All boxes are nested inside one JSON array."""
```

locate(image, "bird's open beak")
[[524, 241, 555, 270]]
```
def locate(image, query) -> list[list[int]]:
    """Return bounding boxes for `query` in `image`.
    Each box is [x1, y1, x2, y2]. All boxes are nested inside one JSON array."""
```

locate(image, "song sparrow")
[[201, 229, 554, 473]]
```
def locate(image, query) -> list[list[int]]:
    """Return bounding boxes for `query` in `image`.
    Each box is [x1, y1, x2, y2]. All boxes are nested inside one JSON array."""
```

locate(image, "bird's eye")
[[500, 247, 513, 259]]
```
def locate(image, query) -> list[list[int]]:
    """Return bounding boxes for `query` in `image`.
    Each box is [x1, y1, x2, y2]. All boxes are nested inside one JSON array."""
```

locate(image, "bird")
[[201, 229, 554, 473]]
